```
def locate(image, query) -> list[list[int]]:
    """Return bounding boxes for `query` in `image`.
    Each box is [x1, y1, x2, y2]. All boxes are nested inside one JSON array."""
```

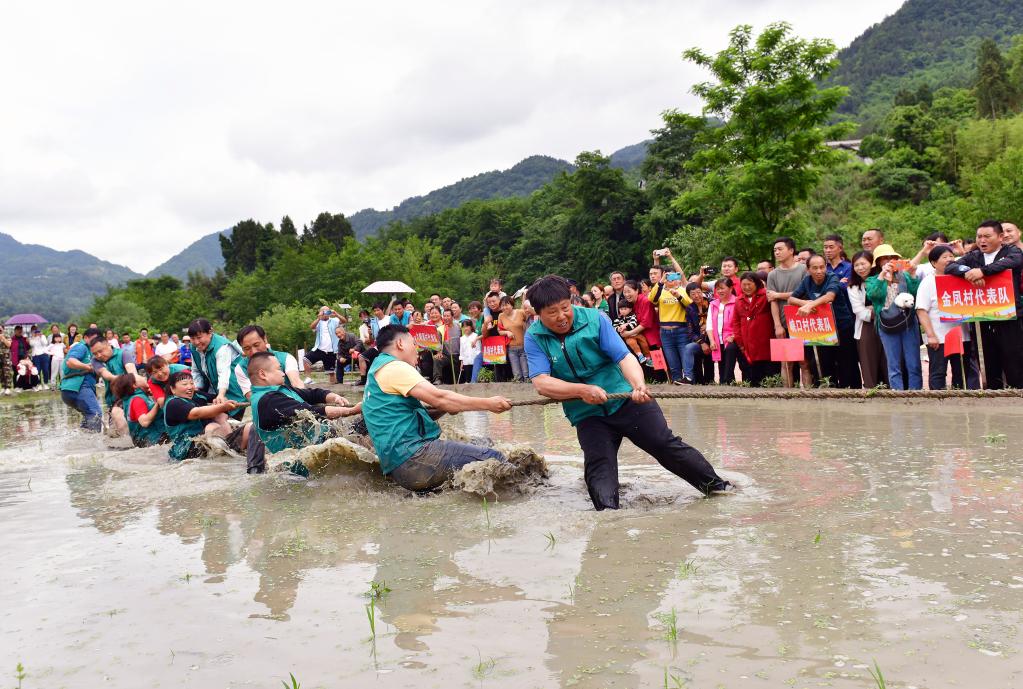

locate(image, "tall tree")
[[220, 219, 281, 276], [673, 23, 852, 265], [302, 212, 354, 250], [975, 38, 1017, 119]]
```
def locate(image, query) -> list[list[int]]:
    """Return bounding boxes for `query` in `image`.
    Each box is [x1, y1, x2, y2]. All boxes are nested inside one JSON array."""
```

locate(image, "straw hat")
[[872, 244, 901, 266]]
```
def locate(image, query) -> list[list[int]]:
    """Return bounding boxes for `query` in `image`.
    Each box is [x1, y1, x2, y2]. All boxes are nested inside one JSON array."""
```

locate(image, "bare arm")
[[138, 400, 161, 428], [187, 400, 240, 420], [407, 380, 511, 414], [531, 373, 610, 405], [916, 309, 939, 349]]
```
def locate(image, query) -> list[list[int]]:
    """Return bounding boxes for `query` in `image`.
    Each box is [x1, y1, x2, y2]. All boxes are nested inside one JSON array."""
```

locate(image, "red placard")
[[648, 348, 667, 371], [409, 324, 441, 351], [770, 338, 805, 362], [943, 327, 964, 356], [935, 270, 1016, 323], [783, 304, 839, 346], [481, 336, 508, 364]]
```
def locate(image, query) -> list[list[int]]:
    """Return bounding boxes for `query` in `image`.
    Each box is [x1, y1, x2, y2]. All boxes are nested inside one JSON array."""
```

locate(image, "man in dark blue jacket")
[[945, 219, 1023, 389]]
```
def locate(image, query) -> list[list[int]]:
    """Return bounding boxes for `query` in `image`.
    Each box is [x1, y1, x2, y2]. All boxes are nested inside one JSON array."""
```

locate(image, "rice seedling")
[[481, 496, 491, 530], [814, 529, 822, 545], [281, 672, 301, 689], [365, 598, 377, 642], [676, 559, 698, 579], [366, 580, 391, 600], [867, 659, 887, 688], [181, 572, 193, 583], [544, 531, 556, 550], [566, 582, 576, 602], [13, 662, 27, 689], [472, 649, 496, 680], [656, 607, 679, 641], [662, 666, 685, 688], [983, 433, 1007, 445]]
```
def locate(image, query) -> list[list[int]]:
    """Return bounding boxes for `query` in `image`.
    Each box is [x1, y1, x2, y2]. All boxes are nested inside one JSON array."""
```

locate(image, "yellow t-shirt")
[[374, 360, 426, 397], [649, 283, 692, 325]]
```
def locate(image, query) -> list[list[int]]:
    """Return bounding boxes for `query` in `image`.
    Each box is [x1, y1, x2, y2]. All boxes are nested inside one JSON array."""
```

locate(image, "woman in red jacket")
[[733, 271, 779, 387]]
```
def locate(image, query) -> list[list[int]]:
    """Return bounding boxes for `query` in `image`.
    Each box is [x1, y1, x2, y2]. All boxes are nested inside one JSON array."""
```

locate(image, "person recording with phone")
[[304, 306, 343, 384], [649, 267, 693, 385]]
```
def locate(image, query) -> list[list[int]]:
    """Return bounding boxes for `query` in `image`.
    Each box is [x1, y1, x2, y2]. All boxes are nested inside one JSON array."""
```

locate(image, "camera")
[[702, 265, 717, 277]]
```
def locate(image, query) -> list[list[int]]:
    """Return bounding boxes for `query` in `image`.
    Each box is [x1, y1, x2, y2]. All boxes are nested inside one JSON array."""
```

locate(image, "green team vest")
[[250, 384, 330, 453], [149, 363, 188, 398], [163, 394, 206, 461], [60, 342, 94, 393], [101, 348, 128, 408], [121, 391, 167, 447], [362, 352, 441, 474], [526, 306, 632, 426], [189, 333, 245, 402], [236, 349, 289, 386]]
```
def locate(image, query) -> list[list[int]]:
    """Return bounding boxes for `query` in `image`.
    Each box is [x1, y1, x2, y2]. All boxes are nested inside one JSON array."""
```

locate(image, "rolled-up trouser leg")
[[62, 388, 102, 432], [246, 433, 267, 473], [618, 400, 728, 495], [389, 440, 505, 492], [575, 415, 625, 510]]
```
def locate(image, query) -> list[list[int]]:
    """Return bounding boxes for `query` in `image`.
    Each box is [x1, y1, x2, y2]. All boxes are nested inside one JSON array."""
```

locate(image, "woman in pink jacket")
[[707, 279, 741, 384]]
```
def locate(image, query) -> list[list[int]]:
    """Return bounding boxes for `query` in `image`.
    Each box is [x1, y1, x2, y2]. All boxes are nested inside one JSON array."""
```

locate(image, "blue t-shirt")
[[67, 342, 97, 389], [524, 311, 630, 378], [792, 273, 854, 331], [826, 259, 852, 285]]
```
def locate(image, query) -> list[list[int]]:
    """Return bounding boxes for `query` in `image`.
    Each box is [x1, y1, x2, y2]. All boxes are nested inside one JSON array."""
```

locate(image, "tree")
[[672, 23, 853, 266], [88, 295, 152, 334], [975, 38, 1017, 119], [220, 219, 281, 276], [302, 212, 354, 250]]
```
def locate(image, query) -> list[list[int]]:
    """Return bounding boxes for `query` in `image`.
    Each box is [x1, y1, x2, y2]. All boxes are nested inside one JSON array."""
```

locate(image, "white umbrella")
[[361, 280, 416, 294]]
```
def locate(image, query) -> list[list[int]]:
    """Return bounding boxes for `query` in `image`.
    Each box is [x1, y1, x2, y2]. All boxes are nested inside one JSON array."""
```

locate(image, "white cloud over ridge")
[[0, 0, 902, 272]]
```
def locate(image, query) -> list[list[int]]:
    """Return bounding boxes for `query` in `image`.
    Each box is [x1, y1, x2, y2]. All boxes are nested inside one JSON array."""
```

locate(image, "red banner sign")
[[783, 304, 838, 346], [409, 324, 441, 351], [935, 270, 1016, 323], [481, 336, 508, 365]]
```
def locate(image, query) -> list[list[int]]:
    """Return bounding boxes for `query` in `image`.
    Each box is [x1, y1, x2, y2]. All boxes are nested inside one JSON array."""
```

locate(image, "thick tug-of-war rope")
[[502, 387, 1023, 405]]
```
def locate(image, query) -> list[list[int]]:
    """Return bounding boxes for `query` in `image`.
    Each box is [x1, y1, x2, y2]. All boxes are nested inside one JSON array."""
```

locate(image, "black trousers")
[[718, 342, 747, 384], [979, 320, 1023, 389], [575, 400, 729, 510]]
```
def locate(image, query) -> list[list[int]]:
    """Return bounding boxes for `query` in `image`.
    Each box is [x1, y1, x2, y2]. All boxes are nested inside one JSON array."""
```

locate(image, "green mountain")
[[146, 228, 231, 280], [349, 155, 575, 239], [831, 0, 1023, 130], [0, 232, 142, 323]]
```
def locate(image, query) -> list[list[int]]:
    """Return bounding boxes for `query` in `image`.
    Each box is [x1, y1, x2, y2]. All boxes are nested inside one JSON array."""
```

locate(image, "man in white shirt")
[[917, 246, 973, 390], [154, 332, 180, 363]]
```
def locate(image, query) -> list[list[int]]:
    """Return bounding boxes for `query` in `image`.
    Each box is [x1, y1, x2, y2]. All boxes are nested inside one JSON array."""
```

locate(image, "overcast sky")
[[1, 0, 904, 273]]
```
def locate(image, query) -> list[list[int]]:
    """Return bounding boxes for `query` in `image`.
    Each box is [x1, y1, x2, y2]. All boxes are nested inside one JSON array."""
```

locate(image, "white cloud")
[[0, 0, 903, 272]]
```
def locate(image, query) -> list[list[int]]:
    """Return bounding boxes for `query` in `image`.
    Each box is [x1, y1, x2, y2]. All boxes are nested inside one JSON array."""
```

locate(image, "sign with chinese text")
[[409, 324, 441, 351], [783, 304, 839, 346], [935, 270, 1016, 323], [481, 336, 508, 364]]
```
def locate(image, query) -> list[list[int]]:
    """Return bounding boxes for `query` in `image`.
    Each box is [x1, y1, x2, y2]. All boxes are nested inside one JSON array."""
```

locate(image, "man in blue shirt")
[[524, 274, 731, 510], [789, 254, 861, 389], [823, 234, 852, 286], [59, 326, 103, 431]]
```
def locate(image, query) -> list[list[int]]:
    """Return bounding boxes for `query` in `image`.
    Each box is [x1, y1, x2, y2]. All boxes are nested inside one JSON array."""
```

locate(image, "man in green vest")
[[247, 352, 360, 455], [362, 324, 512, 491], [524, 274, 731, 511], [234, 325, 306, 400], [89, 335, 145, 436], [187, 318, 246, 417]]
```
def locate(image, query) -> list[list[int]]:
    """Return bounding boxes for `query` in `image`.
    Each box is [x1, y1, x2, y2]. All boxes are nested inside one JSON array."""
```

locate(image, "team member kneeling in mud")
[[362, 324, 513, 491], [247, 352, 360, 458], [110, 373, 168, 448], [525, 274, 732, 511], [162, 370, 249, 461]]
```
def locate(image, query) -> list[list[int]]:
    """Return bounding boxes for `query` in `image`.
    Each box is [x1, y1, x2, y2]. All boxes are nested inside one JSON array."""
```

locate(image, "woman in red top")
[[623, 280, 660, 348], [733, 271, 779, 387]]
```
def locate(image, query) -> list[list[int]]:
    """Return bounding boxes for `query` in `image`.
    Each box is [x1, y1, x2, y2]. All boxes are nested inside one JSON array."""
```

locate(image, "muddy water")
[[2, 390, 1023, 688]]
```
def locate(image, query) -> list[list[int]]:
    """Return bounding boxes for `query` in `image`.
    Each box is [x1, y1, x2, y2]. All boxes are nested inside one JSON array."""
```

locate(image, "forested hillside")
[[349, 155, 574, 239], [0, 233, 142, 322], [146, 229, 231, 280], [831, 0, 1023, 130]]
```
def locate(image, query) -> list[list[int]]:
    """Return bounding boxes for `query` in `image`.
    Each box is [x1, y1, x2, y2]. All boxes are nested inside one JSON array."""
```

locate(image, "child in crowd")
[[459, 320, 480, 383], [612, 302, 650, 362], [15, 359, 41, 390], [46, 334, 65, 386]]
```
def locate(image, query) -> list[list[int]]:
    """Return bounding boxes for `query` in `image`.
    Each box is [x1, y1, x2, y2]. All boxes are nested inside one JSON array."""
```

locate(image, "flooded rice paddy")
[[1, 387, 1022, 688]]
